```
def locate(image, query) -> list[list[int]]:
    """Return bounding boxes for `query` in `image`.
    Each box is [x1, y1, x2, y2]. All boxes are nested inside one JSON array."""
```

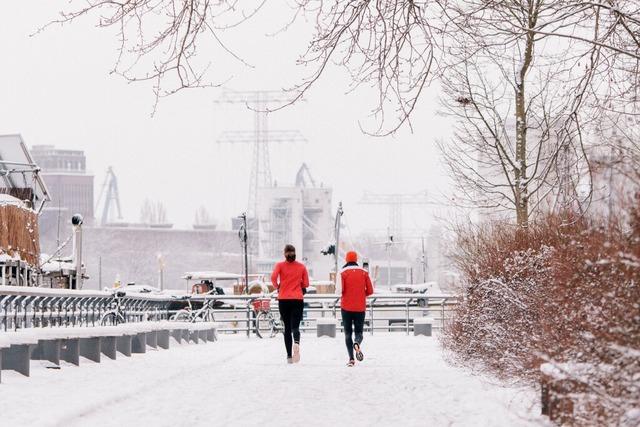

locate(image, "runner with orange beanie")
[[340, 251, 374, 367]]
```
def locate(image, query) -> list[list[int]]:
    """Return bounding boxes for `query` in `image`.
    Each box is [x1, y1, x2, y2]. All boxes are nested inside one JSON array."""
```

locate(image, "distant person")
[[340, 251, 374, 367], [271, 244, 309, 364]]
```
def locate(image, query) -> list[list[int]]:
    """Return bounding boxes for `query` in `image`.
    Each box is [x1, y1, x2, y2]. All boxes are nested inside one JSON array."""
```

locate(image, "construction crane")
[[295, 163, 317, 188], [95, 166, 123, 226], [216, 90, 306, 219], [359, 190, 432, 240]]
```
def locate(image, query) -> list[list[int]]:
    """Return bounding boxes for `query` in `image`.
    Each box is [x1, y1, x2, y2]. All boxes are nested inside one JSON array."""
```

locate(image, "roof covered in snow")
[[0, 134, 51, 213], [182, 271, 242, 280]]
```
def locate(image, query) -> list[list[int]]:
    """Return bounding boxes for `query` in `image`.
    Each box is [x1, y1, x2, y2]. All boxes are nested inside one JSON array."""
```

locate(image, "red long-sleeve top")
[[271, 260, 309, 300], [340, 265, 374, 312]]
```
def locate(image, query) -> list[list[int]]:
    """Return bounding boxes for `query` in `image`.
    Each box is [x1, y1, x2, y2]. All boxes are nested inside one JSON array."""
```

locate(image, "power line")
[[215, 90, 306, 219], [359, 190, 433, 240]]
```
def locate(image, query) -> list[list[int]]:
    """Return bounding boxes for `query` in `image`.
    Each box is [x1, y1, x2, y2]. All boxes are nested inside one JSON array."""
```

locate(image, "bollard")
[[132, 333, 147, 354], [157, 330, 170, 349], [79, 337, 101, 363], [206, 327, 217, 342], [316, 318, 338, 338], [146, 330, 158, 349], [61, 339, 80, 365], [32, 339, 61, 365], [3, 345, 32, 376], [116, 335, 132, 357], [101, 336, 118, 360], [413, 317, 433, 336], [170, 329, 183, 344]]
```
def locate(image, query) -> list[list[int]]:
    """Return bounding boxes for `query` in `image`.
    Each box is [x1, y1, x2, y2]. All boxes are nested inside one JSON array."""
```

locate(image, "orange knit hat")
[[345, 251, 358, 263]]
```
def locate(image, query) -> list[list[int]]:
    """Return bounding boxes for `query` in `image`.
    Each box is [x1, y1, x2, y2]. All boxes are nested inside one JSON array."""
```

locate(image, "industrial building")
[[255, 164, 333, 280], [31, 145, 94, 234]]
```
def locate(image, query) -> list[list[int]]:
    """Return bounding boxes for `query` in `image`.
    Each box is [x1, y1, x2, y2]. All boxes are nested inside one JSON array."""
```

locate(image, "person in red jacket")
[[340, 251, 374, 367], [271, 244, 309, 364]]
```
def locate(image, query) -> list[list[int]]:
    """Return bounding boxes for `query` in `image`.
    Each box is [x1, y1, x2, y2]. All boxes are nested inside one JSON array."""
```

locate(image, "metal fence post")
[[405, 298, 413, 336], [21, 296, 32, 329], [369, 298, 376, 336], [246, 300, 251, 338]]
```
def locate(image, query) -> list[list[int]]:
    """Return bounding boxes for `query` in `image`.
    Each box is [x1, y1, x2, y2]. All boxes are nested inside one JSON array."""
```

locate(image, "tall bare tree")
[[53, 1, 639, 123], [54, 1, 640, 224], [436, 1, 608, 225]]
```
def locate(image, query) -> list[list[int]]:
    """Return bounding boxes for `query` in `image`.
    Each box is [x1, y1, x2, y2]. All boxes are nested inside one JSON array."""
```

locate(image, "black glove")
[[302, 287, 307, 295]]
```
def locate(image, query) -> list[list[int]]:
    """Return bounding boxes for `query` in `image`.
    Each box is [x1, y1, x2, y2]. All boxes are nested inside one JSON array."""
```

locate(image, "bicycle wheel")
[[146, 309, 160, 321], [269, 317, 281, 338], [203, 309, 216, 322], [255, 312, 272, 338], [100, 311, 123, 326], [172, 310, 192, 322]]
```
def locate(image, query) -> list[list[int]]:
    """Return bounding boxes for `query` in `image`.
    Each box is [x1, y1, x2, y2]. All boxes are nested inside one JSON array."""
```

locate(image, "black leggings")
[[342, 309, 365, 360], [278, 299, 304, 358]]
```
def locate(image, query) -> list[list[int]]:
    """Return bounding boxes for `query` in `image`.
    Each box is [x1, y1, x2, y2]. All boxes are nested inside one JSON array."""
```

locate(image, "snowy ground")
[[0, 333, 547, 427]]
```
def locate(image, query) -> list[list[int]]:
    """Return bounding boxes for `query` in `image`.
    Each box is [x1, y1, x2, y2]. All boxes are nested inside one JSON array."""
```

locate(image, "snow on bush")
[[442, 196, 640, 425]]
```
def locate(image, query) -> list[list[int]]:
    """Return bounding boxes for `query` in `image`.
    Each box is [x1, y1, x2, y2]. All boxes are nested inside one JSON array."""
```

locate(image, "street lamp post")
[[238, 213, 249, 294], [334, 202, 344, 286], [157, 253, 165, 291]]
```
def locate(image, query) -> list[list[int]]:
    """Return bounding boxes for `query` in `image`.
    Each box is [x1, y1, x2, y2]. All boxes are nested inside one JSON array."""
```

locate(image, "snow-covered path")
[[1, 334, 546, 427]]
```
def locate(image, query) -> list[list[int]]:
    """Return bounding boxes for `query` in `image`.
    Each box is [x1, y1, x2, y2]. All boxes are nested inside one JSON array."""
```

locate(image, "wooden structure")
[[0, 203, 40, 266], [0, 134, 51, 286]]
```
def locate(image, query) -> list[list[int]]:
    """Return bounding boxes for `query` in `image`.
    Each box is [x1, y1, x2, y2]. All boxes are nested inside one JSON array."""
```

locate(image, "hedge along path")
[[0, 204, 40, 266]]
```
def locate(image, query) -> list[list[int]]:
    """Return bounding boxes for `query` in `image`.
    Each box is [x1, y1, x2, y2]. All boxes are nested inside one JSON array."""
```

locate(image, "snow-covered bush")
[[442, 198, 640, 425]]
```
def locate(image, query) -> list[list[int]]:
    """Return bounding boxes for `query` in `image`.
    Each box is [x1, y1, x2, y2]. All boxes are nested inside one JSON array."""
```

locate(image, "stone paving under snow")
[[0, 333, 547, 427]]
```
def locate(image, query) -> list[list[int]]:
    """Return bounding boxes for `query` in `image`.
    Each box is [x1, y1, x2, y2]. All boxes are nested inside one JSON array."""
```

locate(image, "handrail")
[[0, 285, 457, 302], [0, 286, 459, 333]]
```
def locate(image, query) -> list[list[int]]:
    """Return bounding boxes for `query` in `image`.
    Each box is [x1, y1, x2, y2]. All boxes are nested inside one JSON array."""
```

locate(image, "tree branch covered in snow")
[[53, 1, 639, 134]]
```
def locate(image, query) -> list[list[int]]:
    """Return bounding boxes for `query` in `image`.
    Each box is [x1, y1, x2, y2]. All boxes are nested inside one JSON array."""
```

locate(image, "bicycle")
[[252, 297, 282, 338], [100, 290, 127, 325], [170, 294, 217, 322]]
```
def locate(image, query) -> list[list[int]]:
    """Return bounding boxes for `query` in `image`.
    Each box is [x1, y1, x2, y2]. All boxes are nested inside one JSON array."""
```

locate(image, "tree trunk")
[[514, 14, 536, 228]]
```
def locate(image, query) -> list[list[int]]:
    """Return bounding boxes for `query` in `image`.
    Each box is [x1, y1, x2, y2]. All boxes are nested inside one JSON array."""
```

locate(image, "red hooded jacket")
[[271, 260, 309, 300], [340, 264, 374, 312]]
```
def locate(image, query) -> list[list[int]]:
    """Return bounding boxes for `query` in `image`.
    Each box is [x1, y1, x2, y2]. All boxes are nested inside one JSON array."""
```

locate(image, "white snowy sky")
[[0, 2, 455, 235]]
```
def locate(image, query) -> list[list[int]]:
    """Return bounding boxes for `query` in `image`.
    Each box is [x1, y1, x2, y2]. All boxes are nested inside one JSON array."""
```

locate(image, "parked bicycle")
[[100, 290, 127, 325], [170, 294, 216, 322], [252, 297, 282, 338]]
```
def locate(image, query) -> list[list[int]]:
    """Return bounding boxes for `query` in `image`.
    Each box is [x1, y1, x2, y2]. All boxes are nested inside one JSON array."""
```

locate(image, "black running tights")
[[342, 309, 365, 360], [278, 299, 304, 358]]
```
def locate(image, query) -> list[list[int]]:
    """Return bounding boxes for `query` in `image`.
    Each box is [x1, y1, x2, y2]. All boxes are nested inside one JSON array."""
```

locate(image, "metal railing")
[[0, 287, 170, 331], [0, 286, 459, 336]]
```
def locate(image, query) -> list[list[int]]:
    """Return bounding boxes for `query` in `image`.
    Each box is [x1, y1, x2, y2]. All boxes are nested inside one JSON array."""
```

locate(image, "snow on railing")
[[0, 286, 459, 335]]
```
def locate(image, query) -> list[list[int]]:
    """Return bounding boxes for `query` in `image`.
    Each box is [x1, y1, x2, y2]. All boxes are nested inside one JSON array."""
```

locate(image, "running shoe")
[[292, 343, 300, 363], [353, 343, 364, 361], [287, 357, 293, 364], [347, 359, 355, 367]]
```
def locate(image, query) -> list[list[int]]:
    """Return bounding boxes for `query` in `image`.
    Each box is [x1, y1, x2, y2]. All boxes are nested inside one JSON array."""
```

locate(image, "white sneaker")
[[292, 343, 300, 363], [286, 357, 293, 364]]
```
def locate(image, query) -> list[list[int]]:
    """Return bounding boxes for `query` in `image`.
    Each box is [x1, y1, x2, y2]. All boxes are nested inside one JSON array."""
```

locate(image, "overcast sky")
[[1, 2, 455, 237]]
